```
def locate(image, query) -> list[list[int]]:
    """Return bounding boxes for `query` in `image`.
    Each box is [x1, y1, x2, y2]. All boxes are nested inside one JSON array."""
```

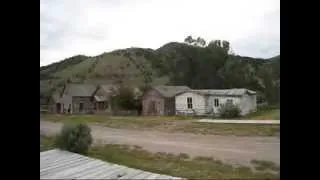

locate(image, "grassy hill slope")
[[40, 42, 280, 105]]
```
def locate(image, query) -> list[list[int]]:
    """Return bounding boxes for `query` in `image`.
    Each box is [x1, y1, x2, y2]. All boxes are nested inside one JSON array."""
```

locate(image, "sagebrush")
[[56, 123, 93, 154], [218, 103, 241, 118]]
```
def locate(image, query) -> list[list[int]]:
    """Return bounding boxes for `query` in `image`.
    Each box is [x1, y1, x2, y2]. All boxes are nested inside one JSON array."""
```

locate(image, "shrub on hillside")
[[56, 123, 93, 154], [218, 103, 241, 118]]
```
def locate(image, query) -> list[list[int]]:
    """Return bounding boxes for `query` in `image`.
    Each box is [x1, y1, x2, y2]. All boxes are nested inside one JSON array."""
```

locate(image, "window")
[[226, 99, 233, 104], [187, 97, 193, 109], [214, 98, 219, 107]]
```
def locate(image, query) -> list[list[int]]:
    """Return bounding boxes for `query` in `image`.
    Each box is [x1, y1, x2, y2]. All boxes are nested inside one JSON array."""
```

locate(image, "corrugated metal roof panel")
[[40, 149, 182, 179], [188, 88, 256, 96], [153, 86, 190, 98], [65, 84, 97, 97]]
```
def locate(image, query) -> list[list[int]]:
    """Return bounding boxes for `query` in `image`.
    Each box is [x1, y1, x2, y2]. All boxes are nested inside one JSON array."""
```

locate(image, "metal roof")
[[64, 84, 97, 97], [184, 88, 256, 96], [40, 149, 182, 179], [153, 86, 190, 98]]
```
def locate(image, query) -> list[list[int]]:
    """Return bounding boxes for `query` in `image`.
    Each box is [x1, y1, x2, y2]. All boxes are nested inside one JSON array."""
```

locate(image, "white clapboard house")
[[175, 88, 257, 116]]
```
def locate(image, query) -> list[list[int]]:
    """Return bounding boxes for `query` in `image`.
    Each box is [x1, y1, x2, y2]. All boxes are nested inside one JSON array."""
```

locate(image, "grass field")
[[40, 135, 56, 152], [173, 122, 280, 136], [40, 135, 279, 179], [41, 114, 192, 127], [41, 114, 280, 136], [243, 109, 280, 120]]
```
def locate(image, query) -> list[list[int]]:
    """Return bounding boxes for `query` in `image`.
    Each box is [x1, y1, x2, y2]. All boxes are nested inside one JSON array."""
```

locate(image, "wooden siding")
[[48, 84, 117, 114], [164, 98, 176, 115], [207, 96, 241, 114], [93, 87, 112, 113], [175, 92, 257, 116], [48, 97, 57, 113], [142, 89, 165, 115], [239, 94, 257, 115], [175, 92, 207, 115], [40, 149, 181, 179], [72, 96, 94, 114]]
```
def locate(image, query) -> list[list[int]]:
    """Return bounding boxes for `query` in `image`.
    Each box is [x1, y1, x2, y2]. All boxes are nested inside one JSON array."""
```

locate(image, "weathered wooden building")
[[142, 86, 190, 116], [93, 84, 118, 113], [175, 88, 257, 116], [48, 90, 63, 114], [49, 84, 97, 114], [48, 83, 140, 114]]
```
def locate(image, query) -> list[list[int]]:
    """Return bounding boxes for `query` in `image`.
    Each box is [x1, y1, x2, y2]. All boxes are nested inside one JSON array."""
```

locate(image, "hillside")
[[40, 41, 280, 105]]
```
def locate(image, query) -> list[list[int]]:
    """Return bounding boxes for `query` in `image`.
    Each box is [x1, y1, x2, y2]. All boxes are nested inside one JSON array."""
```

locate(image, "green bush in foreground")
[[218, 103, 241, 118], [56, 123, 93, 154]]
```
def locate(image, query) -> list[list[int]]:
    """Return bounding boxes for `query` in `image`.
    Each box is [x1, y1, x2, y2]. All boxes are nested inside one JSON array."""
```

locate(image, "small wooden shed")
[[93, 84, 118, 113], [142, 86, 190, 116]]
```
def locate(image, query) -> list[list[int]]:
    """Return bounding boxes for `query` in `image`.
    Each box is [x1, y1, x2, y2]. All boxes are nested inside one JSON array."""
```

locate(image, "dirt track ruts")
[[40, 120, 280, 166]]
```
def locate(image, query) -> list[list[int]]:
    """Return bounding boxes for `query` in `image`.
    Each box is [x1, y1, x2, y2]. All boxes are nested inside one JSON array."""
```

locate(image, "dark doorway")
[[56, 103, 61, 113], [68, 104, 71, 113], [147, 101, 156, 115], [99, 102, 104, 110], [79, 103, 84, 112]]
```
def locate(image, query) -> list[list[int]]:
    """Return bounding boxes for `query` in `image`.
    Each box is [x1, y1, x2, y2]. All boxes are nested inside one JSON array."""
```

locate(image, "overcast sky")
[[40, 0, 280, 66]]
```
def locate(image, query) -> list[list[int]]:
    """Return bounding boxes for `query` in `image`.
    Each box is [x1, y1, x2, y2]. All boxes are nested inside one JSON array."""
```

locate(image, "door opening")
[[79, 103, 84, 112], [56, 103, 61, 113]]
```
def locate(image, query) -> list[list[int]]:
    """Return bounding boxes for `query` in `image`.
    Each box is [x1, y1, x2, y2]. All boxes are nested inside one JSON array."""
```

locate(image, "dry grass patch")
[[243, 109, 280, 120], [88, 144, 279, 179], [40, 135, 56, 152], [251, 159, 280, 172], [42, 114, 182, 129], [42, 114, 280, 136], [172, 122, 280, 136]]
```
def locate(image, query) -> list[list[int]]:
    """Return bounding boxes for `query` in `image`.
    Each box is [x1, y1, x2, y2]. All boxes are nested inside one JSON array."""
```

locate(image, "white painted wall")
[[175, 92, 206, 115], [207, 96, 241, 114], [175, 92, 257, 116], [239, 94, 257, 115]]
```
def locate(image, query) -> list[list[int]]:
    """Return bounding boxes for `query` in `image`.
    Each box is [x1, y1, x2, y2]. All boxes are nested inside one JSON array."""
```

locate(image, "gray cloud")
[[40, 0, 280, 66], [231, 9, 280, 58]]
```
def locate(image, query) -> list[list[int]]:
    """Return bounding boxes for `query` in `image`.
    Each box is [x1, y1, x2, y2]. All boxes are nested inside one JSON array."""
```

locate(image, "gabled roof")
[[182, 88, 256, 96], [153, 85, 191, 98], [100, 84, 118, 93], [93, 84, 119, 102], [64, 84, 97, 97], [94, 95, 107, 102], [50, 86, 64, 103], [52, 91, 61, 103]]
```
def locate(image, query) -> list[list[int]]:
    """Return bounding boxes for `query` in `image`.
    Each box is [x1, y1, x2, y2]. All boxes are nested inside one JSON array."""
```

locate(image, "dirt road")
[[40, 120, 280, 166]]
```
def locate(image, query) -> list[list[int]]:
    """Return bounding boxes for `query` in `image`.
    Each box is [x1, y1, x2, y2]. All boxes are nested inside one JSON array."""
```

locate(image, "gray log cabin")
[[93, 84, 118, 113], [49, 84, 118, 114], [142, 86, 190, 116], [49, 84, 96, 114]]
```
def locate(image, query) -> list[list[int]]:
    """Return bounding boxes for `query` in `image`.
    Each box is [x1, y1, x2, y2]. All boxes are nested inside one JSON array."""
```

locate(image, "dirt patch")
[[40, 120, 280, 166]]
